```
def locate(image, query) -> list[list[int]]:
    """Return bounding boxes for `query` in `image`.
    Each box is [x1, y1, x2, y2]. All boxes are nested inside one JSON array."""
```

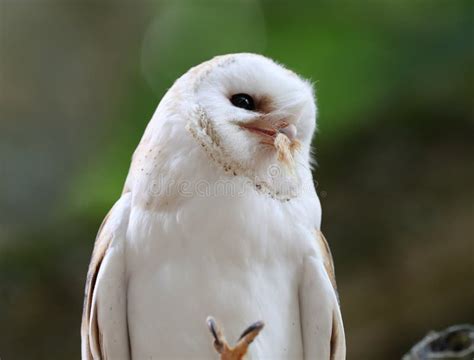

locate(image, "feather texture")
[[81, 53, 345, 359], [81, 193, 131, 360]]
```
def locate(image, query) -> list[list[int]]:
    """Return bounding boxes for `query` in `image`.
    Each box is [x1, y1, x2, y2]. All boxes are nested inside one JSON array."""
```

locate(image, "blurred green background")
[[1, 0, 473, 359]]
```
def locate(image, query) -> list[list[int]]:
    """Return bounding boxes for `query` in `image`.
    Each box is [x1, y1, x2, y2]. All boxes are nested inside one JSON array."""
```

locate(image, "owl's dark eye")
[[230, 93, 255, 111]]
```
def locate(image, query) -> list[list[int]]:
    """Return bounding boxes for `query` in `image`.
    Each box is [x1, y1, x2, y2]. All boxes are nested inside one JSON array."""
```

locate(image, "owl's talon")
[[207, 317, 219, 343], [206, 316, 227, 353], [238, 321, 265, 342], [206, 316, 264, 360]]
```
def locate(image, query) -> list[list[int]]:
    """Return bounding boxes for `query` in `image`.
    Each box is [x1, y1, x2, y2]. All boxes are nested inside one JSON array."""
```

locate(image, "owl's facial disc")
[[188, 53, 316, 188]]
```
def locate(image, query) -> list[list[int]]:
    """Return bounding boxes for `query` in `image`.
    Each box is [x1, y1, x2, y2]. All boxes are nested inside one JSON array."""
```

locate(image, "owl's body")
[[82, 54, 345, 360], [127, 158, 320, 359]]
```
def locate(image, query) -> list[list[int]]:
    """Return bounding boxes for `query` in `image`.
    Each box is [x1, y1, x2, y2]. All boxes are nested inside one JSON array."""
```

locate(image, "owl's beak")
[[240, 118, 297, 143]]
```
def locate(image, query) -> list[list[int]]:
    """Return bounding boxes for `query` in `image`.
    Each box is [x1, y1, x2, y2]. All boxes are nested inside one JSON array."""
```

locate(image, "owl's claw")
[[206, 316, 264, 360], [238, 320, 265, 343], [207, 317, 226, 353]]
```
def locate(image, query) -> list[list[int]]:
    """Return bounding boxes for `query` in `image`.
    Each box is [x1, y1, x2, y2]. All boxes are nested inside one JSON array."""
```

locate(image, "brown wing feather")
[[330, 309, 345, 360], [81, 209, 115, 360], [314, 229, 338, 292], [315, 229, 345, 359]]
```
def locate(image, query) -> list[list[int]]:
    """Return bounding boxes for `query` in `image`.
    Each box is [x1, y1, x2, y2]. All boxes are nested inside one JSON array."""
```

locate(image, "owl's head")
[[145, 53, 317, 200]]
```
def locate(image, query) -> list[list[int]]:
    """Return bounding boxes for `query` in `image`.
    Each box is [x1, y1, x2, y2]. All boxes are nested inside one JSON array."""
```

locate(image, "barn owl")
[[81, 53, 345, 360]]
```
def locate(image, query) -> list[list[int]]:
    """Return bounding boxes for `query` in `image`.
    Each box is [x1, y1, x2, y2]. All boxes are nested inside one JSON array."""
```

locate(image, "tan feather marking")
[[274, 133, 300, 171], [255, 95, 274, 114], [314, 230, 345, 359], [330, 313, 339, 360], [314, 229, 338, 293], [81, 207, 116, 359], [186, 107, 298, 202]]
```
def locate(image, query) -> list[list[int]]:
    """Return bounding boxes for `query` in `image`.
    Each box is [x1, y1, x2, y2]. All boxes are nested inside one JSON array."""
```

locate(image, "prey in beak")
[[207, 316, 264, 360], [240, 117, 300, 170]]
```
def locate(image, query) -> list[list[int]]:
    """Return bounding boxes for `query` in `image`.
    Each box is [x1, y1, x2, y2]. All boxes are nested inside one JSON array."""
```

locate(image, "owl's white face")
[[131, 54, 319, 201], [187, 54, 316, 178]]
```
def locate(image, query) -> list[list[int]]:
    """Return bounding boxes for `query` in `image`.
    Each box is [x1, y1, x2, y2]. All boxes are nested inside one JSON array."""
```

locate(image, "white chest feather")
[[125, 182, 320, 359]]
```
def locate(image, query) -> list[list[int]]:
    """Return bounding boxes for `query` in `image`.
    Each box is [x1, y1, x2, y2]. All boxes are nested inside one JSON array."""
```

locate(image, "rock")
[[403, 324, 474, 360]]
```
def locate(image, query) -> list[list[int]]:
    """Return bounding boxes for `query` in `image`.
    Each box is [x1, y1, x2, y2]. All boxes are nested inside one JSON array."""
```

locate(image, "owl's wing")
[[299, 230, 346, 360], [314, 230, 338, 295], [81, 192, 132, 360]]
